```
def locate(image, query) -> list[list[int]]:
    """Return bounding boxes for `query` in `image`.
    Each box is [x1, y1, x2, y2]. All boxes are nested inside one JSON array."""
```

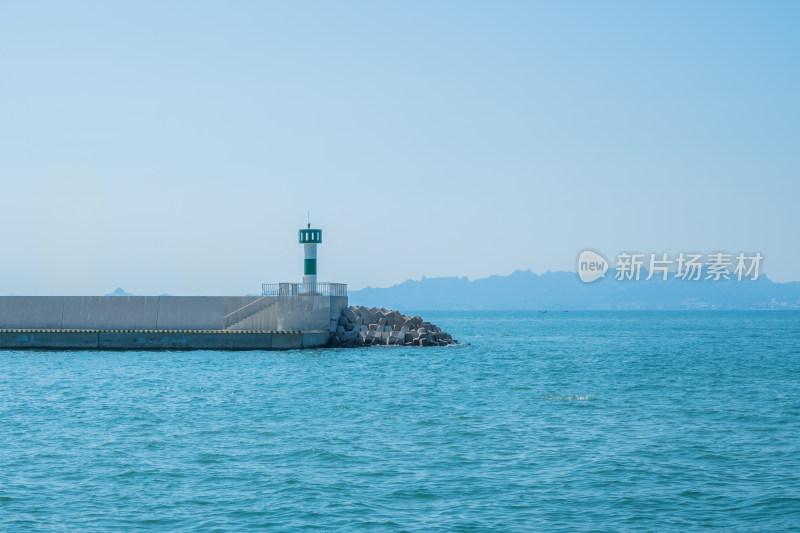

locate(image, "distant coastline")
[[350, 270, 800, 311]]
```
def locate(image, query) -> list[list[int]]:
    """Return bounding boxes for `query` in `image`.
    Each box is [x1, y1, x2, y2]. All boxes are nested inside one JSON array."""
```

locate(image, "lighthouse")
[[298, 222, 322, 293]]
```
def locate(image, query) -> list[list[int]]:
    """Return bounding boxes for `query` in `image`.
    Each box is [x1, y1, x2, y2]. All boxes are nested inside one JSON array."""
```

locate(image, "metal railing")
[[261, 282, 347, 297]]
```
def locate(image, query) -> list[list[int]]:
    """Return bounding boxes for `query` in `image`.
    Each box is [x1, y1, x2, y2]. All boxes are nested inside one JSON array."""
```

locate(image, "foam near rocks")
[[331, 306, 457, 348]]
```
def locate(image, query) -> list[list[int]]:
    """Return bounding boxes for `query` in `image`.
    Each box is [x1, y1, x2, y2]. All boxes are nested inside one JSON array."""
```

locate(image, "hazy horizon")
[[4, 265, 798, 298]]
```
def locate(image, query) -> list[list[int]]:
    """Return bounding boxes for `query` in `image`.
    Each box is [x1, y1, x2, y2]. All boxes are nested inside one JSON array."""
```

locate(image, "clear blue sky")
[[1, 2, 797, 294]]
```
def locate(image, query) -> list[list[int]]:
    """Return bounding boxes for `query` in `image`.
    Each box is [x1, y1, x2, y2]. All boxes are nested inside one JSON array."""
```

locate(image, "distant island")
[[350, 270, 800, 311], [106, 288, 134, 296]]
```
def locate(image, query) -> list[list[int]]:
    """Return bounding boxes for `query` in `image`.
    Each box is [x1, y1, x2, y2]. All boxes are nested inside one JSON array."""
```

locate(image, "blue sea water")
[[1, 311, 799, 531]]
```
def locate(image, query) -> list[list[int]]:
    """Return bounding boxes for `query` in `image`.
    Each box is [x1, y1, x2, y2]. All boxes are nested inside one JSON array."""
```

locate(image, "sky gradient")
[[1, 2, 798, 294]]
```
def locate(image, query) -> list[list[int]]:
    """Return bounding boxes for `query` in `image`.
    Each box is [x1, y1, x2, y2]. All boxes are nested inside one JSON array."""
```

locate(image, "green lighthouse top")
[[299, 224, 322, 244]]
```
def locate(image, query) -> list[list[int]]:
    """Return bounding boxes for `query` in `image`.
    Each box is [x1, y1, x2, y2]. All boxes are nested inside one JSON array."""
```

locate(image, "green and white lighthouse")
[[299, 223, 322, 292]]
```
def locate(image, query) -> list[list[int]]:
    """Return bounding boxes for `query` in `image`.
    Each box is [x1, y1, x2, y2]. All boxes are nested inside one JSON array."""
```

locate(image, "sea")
[[1, 311, 799, 532]]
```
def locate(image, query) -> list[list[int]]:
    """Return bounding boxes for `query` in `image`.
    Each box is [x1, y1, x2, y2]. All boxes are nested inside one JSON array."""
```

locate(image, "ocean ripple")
[[1, 311, 799, 531]]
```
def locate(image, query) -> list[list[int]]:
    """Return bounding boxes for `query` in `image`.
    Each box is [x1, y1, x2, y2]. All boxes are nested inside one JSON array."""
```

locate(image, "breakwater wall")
[[0, 295, 347, 350]]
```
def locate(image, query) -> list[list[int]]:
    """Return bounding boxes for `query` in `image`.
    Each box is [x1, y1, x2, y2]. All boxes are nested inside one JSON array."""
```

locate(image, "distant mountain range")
[[349, 270, 800, 311]]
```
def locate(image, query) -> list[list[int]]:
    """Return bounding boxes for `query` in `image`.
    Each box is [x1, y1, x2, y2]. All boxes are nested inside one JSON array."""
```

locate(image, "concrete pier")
[[0, 295, 345, 350]]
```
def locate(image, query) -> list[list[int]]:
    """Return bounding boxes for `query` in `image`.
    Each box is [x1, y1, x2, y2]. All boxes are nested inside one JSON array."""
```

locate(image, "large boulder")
[[343, 307, 360, 324]]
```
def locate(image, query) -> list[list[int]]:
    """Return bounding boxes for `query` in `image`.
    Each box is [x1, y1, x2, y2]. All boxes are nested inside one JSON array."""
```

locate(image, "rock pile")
[[331, 306, 457, 347]]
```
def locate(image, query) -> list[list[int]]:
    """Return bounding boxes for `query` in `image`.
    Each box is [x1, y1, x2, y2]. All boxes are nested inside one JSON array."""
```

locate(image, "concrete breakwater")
[[331, 306, 457, 347], [0, 295, 345, 350], [0, 296, 457, 350]]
